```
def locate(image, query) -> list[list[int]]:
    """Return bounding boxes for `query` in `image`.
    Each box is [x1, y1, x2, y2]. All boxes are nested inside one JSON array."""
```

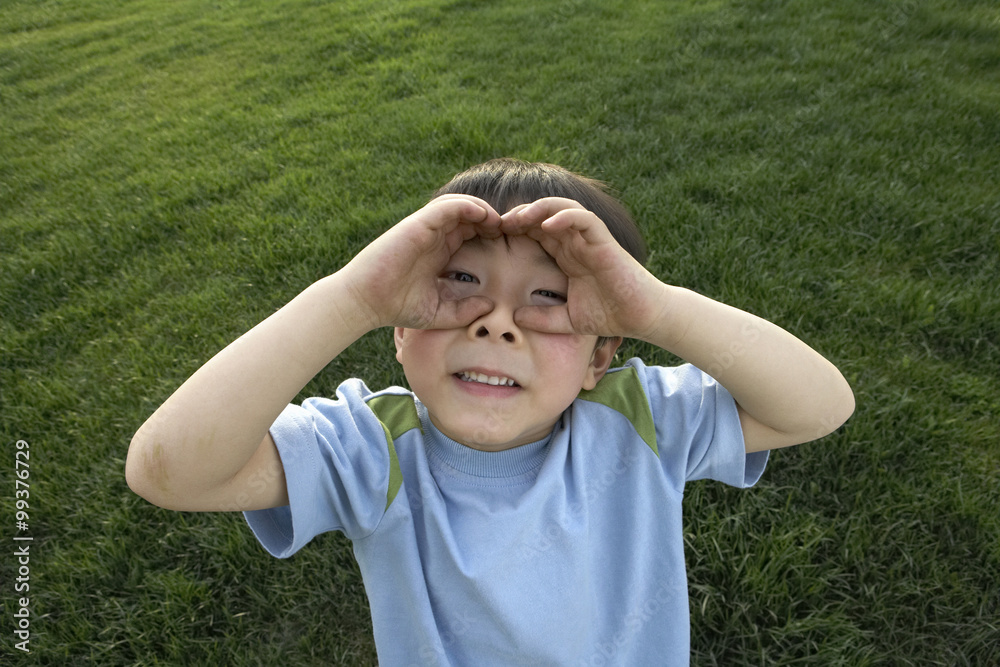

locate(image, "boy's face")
[[394, 234, 618, 452]]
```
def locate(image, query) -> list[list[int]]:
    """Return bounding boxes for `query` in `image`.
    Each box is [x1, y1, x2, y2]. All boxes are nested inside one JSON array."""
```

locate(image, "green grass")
[[2, 0, 998, 663]]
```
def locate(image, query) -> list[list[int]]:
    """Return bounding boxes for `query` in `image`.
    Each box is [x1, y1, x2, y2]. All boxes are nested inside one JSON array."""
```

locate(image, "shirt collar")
[[417, 403, 553, 479]]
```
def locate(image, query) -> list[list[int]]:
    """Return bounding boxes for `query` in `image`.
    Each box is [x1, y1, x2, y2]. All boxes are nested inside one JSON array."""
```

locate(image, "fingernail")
[[503, 203, 532, 219]]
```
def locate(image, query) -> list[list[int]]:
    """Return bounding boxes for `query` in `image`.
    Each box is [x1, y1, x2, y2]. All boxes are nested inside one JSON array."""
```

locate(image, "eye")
[[444, 271, 478, 284], [533, 289, 566, 303]]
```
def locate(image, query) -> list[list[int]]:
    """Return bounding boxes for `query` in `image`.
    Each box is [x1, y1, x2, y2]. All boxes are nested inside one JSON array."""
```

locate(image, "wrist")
[[634, 283, 690, 349], [306, 271, 383, 340]]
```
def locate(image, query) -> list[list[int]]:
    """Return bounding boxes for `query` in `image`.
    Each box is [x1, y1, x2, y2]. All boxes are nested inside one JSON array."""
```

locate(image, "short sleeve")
[[243, 380, 397, 558], [632, 360, 768, 488]]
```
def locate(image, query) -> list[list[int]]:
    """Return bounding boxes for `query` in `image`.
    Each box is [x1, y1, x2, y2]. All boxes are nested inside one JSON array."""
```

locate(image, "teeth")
[[459, 371, 517, 387]]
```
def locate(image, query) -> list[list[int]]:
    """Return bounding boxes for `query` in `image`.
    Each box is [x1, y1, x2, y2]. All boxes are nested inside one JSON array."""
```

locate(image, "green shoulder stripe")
[[365, 394, 421, 510], [577, 366, 658, 456]]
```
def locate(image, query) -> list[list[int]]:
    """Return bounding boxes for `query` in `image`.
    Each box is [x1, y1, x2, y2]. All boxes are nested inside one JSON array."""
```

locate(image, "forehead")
[[457, 234, 561, 271]]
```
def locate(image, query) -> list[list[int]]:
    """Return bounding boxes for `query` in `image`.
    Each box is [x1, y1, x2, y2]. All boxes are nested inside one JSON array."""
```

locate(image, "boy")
[[127, 158, 854, 665]]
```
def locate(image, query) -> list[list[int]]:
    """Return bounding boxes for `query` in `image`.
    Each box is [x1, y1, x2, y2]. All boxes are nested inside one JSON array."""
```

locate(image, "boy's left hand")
[[501, 198, 666, 341], [505, 199, 856, 453]]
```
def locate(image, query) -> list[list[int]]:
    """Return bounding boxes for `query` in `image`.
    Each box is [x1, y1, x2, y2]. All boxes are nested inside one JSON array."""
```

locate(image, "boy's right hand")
[[340, 195, 503, 332], [126, 194, 503, 512]]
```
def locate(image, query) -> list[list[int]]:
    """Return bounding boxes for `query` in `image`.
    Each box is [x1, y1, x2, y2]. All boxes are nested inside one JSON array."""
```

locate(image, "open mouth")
[[456, 371, 520, 388]]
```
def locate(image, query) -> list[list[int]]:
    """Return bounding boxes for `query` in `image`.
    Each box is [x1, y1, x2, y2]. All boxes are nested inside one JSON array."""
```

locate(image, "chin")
[[432, 418, 518, 452]]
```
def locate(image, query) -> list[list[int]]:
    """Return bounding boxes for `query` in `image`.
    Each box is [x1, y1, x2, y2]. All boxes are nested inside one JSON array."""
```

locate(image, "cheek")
[[398, 330, 459, 387], [535, 334, 595, 380]]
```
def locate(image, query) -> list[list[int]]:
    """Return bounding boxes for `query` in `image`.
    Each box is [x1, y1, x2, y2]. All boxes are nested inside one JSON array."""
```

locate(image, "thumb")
[[430, 296, 494, 330], [513, 305, 574, 335]]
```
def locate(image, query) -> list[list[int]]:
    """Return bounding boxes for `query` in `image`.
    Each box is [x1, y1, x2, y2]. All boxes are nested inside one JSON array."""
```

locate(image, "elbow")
[[842, 383, 856, 423], [791, 374, 856, 447], [124, 451, 151, 502], [819, 375, 856, 439], [837, 373, 856, 424], [125, 429, 175, 509]]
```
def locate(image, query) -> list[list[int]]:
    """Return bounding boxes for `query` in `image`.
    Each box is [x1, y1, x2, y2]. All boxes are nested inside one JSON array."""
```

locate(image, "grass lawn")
[[2, 0, 998, 663]]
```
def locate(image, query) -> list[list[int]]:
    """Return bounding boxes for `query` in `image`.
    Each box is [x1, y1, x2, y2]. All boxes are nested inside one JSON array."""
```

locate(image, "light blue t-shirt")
[[245, 359, 768, 665]]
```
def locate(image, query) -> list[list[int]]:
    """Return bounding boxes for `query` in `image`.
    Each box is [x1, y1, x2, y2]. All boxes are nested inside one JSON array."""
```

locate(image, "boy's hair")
[[435, 158, 647, 348], [435, 158, 647, 266]]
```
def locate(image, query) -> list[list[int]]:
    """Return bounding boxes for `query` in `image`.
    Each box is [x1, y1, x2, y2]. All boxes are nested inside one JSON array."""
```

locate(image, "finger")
[[537, 209, 616, 245], [506, 201, 614, 249], [513, 305, 575, 335], [432, 195, 503, 232], [519, 197, 587, 220], [498, 202, 533, 225], [430, 296, 495, 330], [414, 197, 502, 255], [499, 197, 583, 233]]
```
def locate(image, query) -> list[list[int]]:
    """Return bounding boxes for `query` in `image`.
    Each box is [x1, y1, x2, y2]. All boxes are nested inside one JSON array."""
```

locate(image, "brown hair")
[[434, 158, 647, 266], [435, 158, 647, 347]]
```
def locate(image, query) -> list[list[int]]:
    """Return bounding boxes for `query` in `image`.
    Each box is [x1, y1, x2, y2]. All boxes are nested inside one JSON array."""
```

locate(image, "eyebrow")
[[525, 243, 561, 271], [462, 234, 562, 270]]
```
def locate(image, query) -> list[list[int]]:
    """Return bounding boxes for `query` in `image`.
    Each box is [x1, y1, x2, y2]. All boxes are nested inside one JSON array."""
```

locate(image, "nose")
[[469, 305, 519, 344]]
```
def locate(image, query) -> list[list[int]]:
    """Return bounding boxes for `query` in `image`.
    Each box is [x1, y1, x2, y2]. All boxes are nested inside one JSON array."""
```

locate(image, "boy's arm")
[[503, 198, 855, 453], [126, 196, 502, 511], [638, 286, 855, 452], [126, 275, 371, 511]]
